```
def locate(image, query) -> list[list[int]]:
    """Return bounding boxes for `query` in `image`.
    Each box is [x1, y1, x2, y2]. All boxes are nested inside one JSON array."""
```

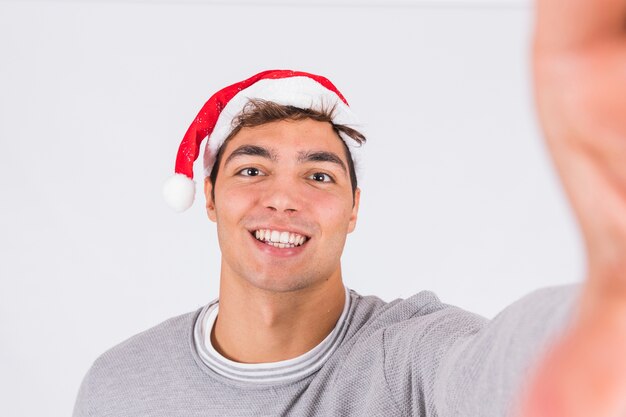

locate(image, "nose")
[[261, 176, 302, 214]]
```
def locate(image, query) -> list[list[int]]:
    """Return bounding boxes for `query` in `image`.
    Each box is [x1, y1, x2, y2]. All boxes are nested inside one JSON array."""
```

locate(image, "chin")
[[244, 272, 319, 294]]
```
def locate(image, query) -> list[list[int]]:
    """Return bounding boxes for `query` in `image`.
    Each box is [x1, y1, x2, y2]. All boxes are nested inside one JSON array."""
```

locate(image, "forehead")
[[220, 118, 348, 161]]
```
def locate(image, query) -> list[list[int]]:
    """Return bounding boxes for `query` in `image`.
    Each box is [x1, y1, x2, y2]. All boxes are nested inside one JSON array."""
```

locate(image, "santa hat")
[[162, 69, 362, 212]]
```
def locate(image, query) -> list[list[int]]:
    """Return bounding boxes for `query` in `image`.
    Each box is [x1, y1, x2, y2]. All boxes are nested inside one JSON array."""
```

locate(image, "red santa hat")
[[162, 69, 362, 212]]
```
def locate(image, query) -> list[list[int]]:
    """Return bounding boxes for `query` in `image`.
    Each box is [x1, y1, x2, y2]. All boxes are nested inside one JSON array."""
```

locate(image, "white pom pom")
[[163, 174, 196, 212]]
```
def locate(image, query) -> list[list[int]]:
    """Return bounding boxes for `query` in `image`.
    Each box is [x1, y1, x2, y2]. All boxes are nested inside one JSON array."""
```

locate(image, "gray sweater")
[[73, 286, 578, 416]]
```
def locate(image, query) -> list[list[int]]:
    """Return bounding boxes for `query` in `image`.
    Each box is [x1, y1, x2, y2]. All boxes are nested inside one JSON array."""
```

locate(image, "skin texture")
[[204, 118, 359, 363], [516, 0, 626, 416]]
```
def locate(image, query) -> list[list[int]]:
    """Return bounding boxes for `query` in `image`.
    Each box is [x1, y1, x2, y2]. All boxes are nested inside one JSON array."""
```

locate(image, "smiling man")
[[73, 1, 626, 413], [203, 101, 359, 365]]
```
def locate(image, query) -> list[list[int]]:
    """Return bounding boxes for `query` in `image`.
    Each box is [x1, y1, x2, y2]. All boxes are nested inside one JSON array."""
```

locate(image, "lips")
[[252, 228, 309, 249]]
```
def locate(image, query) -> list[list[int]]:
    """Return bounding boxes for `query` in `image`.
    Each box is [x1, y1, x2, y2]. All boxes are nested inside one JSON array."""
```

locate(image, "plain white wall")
[[0, 1, 584, 416]]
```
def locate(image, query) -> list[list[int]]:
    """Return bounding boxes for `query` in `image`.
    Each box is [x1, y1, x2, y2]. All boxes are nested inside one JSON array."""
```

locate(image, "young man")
[[73, 0, 626, 415]]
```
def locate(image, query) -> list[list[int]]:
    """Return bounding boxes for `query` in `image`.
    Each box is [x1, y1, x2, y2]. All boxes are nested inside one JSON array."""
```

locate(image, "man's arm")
[[515, 0, 626, 415]]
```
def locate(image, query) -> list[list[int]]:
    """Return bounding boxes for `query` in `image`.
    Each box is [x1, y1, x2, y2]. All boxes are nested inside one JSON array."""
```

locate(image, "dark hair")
[[208, 99, 366, 203]]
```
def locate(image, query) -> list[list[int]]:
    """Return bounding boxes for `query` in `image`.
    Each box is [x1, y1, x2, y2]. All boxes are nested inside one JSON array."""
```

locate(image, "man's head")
[[163, 70, 366, 293], [203, 108, 364, 292]]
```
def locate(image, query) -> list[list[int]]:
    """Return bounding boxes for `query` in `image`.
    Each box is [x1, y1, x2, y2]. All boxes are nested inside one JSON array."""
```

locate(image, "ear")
[[347, 187, 360, 234], [204, 177, 217, 223]]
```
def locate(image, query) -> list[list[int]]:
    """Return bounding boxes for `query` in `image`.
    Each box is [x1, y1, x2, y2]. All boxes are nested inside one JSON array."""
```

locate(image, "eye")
[[309, 172, 333, 183], [238, 167, 263, 177]]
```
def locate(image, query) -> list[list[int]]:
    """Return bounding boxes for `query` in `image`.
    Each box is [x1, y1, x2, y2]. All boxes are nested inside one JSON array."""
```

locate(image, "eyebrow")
[[297, 150, 347, 173], [224, 145, 278, 167]]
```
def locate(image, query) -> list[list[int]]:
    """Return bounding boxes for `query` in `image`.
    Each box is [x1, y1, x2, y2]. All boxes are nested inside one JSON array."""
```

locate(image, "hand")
[[516, 1, 626, 416], [534, 0, 626, 283]]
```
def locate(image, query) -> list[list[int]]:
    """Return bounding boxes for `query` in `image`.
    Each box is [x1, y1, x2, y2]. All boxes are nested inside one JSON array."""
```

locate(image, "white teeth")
[[253, 229, 308, 247]]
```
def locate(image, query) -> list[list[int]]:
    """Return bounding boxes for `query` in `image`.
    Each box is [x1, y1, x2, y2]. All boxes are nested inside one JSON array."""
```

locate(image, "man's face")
[[204, 118, 360, 293]]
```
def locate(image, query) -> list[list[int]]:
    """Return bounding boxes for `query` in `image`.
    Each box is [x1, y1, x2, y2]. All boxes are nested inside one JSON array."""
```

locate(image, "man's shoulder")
[[89, 307, 202, 378], [351, 288, 476, 323], [73, 307, 205, 416], [347, 288, 488, 345]]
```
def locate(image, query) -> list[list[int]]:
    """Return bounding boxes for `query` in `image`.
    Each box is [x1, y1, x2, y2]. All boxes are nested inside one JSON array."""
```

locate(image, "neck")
[[212, 269, 346, 364]]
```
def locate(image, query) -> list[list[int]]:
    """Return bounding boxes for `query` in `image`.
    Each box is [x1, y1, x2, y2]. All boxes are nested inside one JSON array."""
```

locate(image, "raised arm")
[[516, 0, 626, 416]]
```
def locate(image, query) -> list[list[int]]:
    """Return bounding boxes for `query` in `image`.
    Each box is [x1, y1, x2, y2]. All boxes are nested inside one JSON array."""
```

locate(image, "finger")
[[534, 0, 626, 52]]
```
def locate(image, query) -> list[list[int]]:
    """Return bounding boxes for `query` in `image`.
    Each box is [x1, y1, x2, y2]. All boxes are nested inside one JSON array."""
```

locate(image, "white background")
[[0, 0, 584, 416]]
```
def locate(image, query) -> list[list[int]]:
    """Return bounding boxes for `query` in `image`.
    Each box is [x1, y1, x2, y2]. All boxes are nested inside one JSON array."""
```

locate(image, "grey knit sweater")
[[73, 285, 578, 416]]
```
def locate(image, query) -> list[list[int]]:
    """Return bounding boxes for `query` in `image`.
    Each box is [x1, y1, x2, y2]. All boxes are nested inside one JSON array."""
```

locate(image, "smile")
[[252, 229, 309, 249]]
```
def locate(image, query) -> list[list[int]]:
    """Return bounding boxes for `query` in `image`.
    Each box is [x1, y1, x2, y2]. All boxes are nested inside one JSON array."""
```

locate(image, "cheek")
[[214, 185, 258, 225], [312, 192, 354, 231], [220, 180, 260, 205]]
